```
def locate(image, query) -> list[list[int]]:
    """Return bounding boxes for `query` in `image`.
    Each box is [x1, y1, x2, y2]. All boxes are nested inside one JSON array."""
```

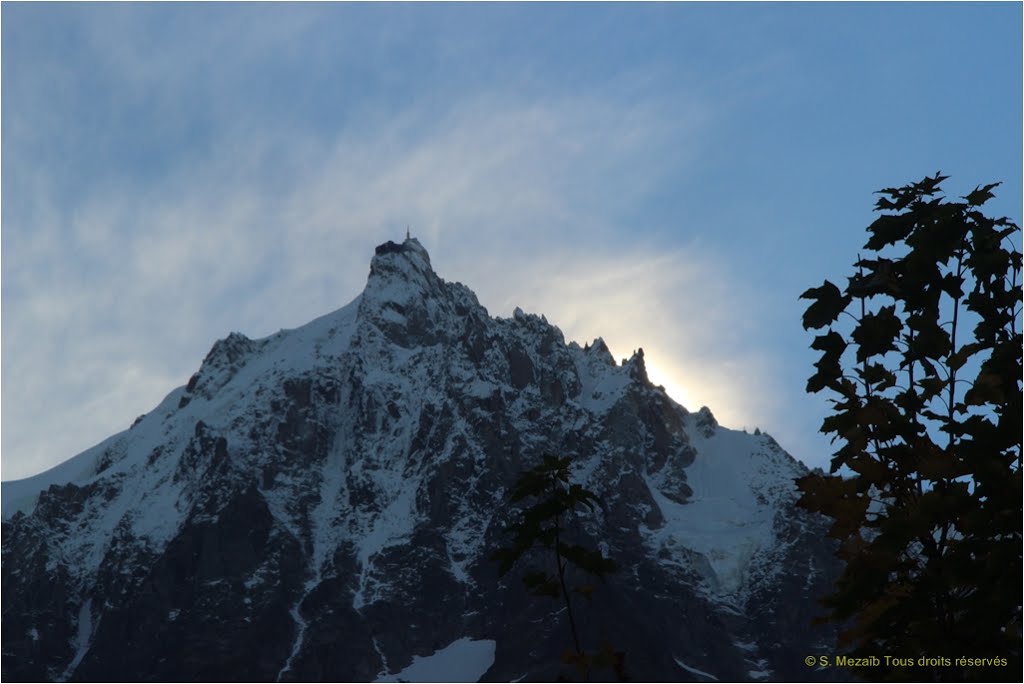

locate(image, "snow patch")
[[276, 599, 309, 682], [58, 600, 96, 682], [674, 657, 719, 681], [734, 639, 757, 652], [375, 638, 495, 683]]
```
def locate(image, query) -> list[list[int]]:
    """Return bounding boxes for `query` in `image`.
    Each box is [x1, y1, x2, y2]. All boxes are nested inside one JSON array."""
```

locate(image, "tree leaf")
[[800, 280, 850, 329], [852, 305, 902, 360], [964, 182, 1000, 207]]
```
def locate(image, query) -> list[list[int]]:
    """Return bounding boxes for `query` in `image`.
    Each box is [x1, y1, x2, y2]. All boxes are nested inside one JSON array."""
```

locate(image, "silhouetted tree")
[[491, 454, 625, 681], [797, 174, 1021, 681]]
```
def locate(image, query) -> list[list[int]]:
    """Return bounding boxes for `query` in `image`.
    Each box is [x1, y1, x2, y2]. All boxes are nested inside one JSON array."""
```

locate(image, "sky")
[[2, 3, 1021, 481]]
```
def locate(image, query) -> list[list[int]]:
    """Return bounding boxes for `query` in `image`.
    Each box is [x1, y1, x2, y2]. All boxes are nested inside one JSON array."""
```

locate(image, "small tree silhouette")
[[491, 454, 625, 681]]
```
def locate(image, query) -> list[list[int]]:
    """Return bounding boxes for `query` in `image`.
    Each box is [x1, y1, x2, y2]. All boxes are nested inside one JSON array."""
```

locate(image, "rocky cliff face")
[[2, 238, 841, 682]]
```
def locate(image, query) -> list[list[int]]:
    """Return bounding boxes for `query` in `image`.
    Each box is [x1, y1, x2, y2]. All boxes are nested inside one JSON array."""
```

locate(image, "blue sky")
[[2, 3, 1021, 480]]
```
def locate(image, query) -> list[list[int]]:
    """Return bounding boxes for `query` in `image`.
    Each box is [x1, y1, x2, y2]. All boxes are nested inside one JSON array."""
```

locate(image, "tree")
[[491, 454, 625, 681], [796, 173, 1022, 681]]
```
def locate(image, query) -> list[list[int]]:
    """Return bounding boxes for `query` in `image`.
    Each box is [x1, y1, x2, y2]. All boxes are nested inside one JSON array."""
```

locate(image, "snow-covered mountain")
[[2, 238, 840, 682]]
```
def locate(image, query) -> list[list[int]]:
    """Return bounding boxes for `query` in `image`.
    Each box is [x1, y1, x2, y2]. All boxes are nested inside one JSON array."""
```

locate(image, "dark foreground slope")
[[2, 239, 840, 682]]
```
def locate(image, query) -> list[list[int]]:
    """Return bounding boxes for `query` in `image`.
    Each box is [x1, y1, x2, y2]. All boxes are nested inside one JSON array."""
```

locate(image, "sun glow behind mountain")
[[644, 358, 698, 412]]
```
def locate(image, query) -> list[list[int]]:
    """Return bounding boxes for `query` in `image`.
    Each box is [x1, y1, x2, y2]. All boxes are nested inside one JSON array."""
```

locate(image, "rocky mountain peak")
[[1, 237, 841, 683], [365, 238, 438, 300], [623, 347, 649, 383], [357, 237, 488, 349]]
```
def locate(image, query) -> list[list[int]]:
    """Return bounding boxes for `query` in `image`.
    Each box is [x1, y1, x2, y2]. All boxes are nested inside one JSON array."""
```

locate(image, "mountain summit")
[[2, 239, 839, 682]]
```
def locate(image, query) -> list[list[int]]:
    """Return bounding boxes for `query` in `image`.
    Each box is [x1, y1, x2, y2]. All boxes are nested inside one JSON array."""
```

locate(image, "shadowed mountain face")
[[2, 239, 841, 682]]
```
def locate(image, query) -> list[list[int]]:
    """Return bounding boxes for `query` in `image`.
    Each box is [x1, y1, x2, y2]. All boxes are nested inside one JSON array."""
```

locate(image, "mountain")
[[2, 238, 841, 682]]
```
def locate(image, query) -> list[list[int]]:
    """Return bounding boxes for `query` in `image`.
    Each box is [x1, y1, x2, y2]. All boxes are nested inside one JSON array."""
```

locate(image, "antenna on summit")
[[406, 225, 410, 240]]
